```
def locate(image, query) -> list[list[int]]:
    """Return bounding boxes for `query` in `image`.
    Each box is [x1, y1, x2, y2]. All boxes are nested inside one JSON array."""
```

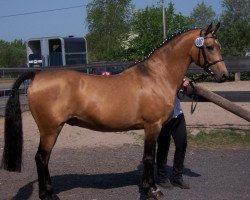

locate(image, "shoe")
[[158, 178, 173, 189], [171, 178, 190, 189]]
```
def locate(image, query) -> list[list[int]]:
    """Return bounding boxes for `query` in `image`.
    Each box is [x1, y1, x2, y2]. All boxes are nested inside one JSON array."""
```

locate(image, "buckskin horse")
[[1, 23, 228, 199]]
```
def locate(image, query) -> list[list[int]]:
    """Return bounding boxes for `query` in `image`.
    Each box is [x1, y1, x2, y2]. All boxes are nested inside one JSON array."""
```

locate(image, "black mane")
[[131, 27, 201, 67]]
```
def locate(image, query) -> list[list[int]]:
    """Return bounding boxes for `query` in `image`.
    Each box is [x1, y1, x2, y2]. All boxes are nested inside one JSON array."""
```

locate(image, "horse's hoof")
[[147, 187, 164, 199], [51, 194, 60, 200], [40, 194, 60, 200]]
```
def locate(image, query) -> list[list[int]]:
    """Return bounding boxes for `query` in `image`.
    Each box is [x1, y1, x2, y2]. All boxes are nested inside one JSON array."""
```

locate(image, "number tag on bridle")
[[195, 37, 204, 47]]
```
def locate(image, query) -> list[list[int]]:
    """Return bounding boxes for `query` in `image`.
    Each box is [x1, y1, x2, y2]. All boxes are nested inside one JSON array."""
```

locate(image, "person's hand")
[[182, 79, 190, 88], [182, 78, 194, 96]]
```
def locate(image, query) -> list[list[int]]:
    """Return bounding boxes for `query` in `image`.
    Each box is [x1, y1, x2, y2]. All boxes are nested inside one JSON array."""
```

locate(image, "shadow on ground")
[[12, 165, 200, 200]]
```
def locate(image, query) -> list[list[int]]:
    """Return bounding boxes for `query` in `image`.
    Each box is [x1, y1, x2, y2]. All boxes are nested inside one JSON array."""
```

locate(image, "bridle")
[[178, 27, 226, 114], [196, 29, 224, 75]]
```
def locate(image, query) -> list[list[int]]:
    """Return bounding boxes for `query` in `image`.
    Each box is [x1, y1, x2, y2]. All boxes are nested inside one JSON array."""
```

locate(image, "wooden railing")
[[0, 56, 249, 79]]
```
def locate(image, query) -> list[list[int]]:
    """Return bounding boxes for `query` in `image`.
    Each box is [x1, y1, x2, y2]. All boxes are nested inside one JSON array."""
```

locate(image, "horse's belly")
[[72, 96, 143, 131], [66, 116, 143, 132]]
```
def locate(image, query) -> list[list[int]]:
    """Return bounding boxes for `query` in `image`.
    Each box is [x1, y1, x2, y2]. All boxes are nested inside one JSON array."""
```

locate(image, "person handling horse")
[[156, 79, 192, 189]]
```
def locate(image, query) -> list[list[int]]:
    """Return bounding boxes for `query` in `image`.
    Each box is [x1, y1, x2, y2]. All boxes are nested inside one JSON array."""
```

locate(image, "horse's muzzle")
[[215, 73, 228, 83]]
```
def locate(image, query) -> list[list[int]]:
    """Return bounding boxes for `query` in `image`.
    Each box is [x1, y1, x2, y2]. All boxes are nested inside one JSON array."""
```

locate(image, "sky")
[[0, 0, 222, 42]]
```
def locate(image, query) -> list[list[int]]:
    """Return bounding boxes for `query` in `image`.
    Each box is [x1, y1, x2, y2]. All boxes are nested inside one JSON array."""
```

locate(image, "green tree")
[[219, 0, 250, 56], [85, 0, 133, 61], [165, 3, 191, 36], [126, 6, 163, 60], [122, 2, 189, 60], [0, 40, 26, 68], [189, 1, 216, 28]]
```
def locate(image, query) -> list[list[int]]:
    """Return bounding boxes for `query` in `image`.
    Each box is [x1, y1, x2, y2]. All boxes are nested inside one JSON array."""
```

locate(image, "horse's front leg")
[[142, 124, 164, 199]]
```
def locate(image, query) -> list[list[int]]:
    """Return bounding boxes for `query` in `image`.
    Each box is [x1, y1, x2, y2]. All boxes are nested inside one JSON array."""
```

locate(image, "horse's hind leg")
[[142, 124, 163, 199], [35, 126, 62, 200]]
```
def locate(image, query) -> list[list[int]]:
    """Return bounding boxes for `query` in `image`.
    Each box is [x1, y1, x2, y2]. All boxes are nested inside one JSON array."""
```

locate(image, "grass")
[[129, 129, 250, 149], [187, 130, 250, 149]]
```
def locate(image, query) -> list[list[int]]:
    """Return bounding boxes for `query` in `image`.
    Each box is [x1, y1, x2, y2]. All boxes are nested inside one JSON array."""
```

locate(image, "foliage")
[[0, 40, 26, 68], [240, 72, 250, 80], [85, 0, 249, 62], [189, 1, 217, 28], [85, 0, 133, 61], [165, 3, 191, 36], [123, 2, 190, 61], [218, 0, 250, 56], [187, 72, 250, 82], [123, 5, 164, 60]]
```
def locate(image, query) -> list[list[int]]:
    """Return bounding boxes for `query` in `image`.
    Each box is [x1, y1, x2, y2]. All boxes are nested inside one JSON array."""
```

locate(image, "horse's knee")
[[35, 151, 47, 166], [35, 153, 43, 166]]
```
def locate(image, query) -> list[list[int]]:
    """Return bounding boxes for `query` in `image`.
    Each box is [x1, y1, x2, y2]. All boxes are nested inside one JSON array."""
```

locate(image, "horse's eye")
[[206, 45, 214, 51]]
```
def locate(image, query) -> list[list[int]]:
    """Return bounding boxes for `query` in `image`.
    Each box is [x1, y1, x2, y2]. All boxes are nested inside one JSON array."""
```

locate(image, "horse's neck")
[[145, 32, 196, 92]]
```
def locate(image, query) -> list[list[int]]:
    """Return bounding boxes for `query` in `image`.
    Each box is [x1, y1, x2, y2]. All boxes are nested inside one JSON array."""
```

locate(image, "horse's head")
[[191, 23, 229, 82]]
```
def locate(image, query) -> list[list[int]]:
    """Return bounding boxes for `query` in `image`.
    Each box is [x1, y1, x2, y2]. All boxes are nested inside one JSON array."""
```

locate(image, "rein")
[[196, 30, 224, 74], [188, 74, 209, 114], [178, 73, 213, 114]]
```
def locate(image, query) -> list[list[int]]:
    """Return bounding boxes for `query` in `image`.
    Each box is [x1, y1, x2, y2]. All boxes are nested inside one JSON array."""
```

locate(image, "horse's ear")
[[212, 22, 220, 34], [205, 22, 213, 36]]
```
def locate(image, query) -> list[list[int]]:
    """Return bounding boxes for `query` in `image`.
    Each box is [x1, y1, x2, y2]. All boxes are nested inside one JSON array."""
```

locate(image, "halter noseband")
[[196, 30, 224, 74]]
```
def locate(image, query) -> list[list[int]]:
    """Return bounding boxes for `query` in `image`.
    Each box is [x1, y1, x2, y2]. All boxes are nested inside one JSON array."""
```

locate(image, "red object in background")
[[102, 72, 111, 76]]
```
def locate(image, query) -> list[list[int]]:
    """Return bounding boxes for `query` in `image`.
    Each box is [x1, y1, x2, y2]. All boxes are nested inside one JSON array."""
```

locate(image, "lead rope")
[[188, 81, 198, 114], [177, 84, 198, 114], [189, 72, 213, 114]]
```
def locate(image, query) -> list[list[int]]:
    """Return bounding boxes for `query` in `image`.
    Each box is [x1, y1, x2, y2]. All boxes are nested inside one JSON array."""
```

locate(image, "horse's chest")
[[140, 97, 174, 124]]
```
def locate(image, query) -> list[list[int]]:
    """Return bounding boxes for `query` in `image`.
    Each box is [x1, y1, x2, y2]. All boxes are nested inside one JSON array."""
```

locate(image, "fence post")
[[235, 72, 241, 81]]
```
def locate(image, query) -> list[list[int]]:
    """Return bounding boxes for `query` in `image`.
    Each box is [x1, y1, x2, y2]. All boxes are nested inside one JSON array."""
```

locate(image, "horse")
[[1, 23, 228, 200]]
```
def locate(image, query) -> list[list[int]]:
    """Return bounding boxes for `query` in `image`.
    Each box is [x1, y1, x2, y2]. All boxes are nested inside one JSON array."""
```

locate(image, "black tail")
[[1, 71, 38, 172]]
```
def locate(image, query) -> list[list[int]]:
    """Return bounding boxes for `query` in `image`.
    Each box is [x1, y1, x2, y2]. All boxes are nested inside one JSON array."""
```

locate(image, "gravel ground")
[[0, 145, 249, 200]]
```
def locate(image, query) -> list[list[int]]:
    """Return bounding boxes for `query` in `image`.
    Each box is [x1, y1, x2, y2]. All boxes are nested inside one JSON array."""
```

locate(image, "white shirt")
[[172, 96, 183, 118]]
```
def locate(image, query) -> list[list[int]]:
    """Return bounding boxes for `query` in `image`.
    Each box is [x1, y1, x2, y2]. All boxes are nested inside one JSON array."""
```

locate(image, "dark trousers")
[[156, 113, 187, 181]]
